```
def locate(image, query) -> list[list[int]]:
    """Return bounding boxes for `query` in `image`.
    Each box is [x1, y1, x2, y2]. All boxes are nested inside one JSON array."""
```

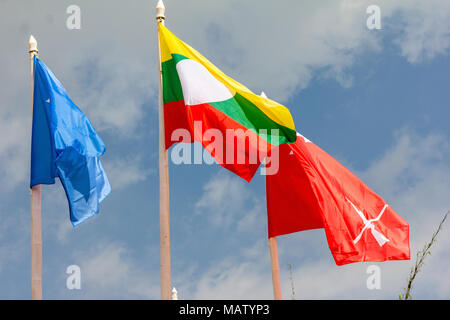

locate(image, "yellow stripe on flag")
[[158, 23, 296, 133]]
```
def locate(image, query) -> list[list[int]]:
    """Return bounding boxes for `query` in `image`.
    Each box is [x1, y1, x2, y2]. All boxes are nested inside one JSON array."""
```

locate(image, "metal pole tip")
[[29, 35, 38, 53], [171, 287, 178, 300], [156, 0, 165, 20]]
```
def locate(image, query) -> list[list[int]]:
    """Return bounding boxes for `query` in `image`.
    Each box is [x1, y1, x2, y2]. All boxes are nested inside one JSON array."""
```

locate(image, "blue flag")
[[30, 57, 111, 226]]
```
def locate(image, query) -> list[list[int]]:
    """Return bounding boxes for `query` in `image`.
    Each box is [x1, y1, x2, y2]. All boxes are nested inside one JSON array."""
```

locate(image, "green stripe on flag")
[[162, 54, 188, 104], [210, 94, 296, 145], [161, 53, 297, 145]]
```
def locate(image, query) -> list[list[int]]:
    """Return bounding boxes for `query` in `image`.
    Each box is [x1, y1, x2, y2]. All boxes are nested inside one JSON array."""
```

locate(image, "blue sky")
[[0, 0, 450, 299]]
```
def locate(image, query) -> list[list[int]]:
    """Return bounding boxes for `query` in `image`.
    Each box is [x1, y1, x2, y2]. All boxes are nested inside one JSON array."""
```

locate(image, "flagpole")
[[156, 0, 171, 300], [268, 237, 282, 299], [260, 91, 282, 300], [28, 35, 42, 300]]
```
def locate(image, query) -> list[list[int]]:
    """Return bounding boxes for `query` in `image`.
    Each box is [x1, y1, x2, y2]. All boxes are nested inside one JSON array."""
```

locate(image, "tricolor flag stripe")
[[159, 24, 297, 147], [164, 99, 265, 180]]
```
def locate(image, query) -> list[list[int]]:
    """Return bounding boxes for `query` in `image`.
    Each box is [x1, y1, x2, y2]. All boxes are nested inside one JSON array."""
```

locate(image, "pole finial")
[[156, 0, 165, 21], [29, 35, 38, 54], [260, 91, 268, 98], [171, 287, 178, 300]]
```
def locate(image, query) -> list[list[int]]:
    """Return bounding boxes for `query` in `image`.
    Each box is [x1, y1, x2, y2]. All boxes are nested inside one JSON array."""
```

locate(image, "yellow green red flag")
[[159, 23, 296, 181]]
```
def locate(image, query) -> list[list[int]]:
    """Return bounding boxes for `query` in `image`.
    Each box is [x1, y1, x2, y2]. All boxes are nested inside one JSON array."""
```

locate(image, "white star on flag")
[[296, 132, 311, 143]]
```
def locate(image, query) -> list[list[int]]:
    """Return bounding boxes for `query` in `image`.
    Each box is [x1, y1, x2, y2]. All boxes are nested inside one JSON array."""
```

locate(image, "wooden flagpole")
[[28, 35, 43, 300], [268, 237, 282, 300], [261, 91, 282, 300], [156, 0, 171, 300]]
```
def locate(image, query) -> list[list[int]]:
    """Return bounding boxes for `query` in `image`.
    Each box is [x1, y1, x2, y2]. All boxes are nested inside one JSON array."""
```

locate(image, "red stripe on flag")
[[164, 100, 273, 182]]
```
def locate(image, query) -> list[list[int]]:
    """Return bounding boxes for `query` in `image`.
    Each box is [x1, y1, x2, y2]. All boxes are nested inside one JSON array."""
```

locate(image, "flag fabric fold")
[[266, 133, 410, 265], [158, 23, 297, 182], [30, 56, 111, 226]]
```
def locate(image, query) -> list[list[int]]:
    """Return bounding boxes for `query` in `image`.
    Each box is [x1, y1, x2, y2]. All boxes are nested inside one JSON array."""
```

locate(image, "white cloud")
[[0, 207, 28, 273], [195, 172, 264, 230], [168, 0, 381, 100], [102, 155, 152, 190], [363, 129, 449, 197], [177, 240, 273, 299], [165, 0, 450, 100], [1, 1, 450, 299], [71, 242, 158, 299], [0, 1, 158, 191], [0, 113, 31, 192], [1, 0, 450, 192], [389, 0, 450, 63]]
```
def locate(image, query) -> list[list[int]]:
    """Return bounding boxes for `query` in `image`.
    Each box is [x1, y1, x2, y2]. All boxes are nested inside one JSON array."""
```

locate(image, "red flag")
[[266, 133, 410, 265]]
